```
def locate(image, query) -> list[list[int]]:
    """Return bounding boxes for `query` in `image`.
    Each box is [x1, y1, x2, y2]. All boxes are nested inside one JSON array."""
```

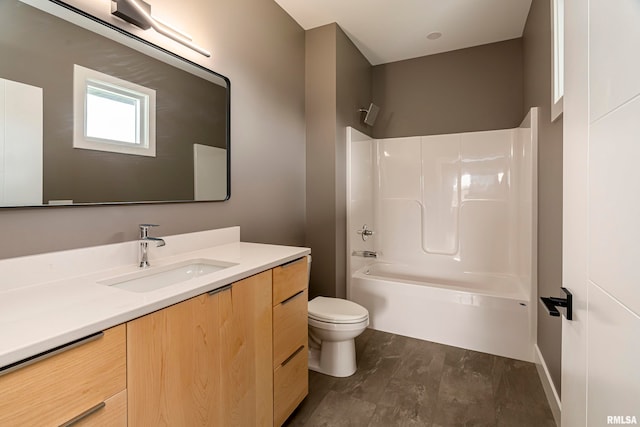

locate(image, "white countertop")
[[0, 227, 310, 368]]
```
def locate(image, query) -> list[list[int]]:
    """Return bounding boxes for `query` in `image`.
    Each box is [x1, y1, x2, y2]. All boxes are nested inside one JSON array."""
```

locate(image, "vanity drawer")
[[273, 289, 308, 368], [72, 389, 127, 427], [273, 256, 307, 305], [274, 345, 308, 427], [0, 325, 126, 426]]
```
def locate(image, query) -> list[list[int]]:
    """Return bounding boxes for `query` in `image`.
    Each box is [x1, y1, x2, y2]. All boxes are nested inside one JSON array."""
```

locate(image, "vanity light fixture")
[[111, 0, 211, 57]]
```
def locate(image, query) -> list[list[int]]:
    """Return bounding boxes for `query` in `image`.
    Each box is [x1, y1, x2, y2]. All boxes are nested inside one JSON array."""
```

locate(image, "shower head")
[[359, 103, 380, 126]]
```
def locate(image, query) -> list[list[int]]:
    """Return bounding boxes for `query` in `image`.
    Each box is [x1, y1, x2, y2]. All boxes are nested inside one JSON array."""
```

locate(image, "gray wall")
[[372, 39, 524, 138], [335, 26, 373, 298], [305, 24, 372, 299], [0, 0, 306, 259], [523, 0, 563, 393], [305, 24, 338, 299]]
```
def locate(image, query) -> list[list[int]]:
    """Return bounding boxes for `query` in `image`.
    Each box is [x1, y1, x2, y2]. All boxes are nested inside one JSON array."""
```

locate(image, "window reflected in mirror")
[[74, 64, 156, 157]]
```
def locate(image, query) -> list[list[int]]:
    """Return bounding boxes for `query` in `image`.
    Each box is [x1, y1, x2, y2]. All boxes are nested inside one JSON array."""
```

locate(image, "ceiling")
[[273, 0, 533, 65]]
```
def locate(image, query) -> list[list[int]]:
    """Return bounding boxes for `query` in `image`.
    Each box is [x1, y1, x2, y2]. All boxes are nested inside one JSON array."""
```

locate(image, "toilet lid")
[[308, 297, 369, 324]]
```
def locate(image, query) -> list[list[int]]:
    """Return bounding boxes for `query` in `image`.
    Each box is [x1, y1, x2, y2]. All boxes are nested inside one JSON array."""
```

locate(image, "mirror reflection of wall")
[[193, 144, 227, 201], [0, 78, 43, 206], [0, 0, 230, 206]]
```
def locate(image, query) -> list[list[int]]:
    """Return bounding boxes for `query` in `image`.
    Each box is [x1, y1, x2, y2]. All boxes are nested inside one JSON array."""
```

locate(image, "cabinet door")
[[273, 289, 308, 368], [272, 257, 307, 305], [219, 271, 273, 427], [272, 257, 309, 426], [127, 294, 221, 427], [274, 345, 308, 427], [0, 325, 125, 427]]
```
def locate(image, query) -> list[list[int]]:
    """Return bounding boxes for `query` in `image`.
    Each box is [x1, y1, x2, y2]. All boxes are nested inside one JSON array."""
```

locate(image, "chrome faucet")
[[352, 250, 378, 258], [139, 224, 165, 268]]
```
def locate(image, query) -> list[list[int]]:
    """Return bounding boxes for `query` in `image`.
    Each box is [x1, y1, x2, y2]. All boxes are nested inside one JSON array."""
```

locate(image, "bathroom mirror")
[[0, 0, 230, 207]]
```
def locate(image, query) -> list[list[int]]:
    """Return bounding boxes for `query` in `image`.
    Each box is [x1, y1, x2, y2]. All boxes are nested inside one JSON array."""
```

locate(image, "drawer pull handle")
[[281, 345, 305, 367], [0, 331, 104, 377], [280, 257, 306, 268], [59, 401, 106, 427], [281, 290, 304, 305], [208, 284, 232, 296]]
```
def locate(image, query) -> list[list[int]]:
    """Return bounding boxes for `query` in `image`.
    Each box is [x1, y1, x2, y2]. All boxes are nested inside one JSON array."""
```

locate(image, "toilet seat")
[[308, 316, 369, 332], [308, 296, 369, 324]]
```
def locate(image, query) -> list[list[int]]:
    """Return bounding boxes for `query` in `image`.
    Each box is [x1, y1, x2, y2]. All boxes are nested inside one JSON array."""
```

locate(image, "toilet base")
[[308, 339, 357, 378]]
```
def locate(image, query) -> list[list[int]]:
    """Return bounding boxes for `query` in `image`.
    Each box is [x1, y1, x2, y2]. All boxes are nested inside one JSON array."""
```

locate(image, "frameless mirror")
[[0, 0, 230, 207]]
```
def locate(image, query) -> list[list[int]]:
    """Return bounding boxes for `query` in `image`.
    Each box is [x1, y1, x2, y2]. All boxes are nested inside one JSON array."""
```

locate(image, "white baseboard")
[[534, 344, 562, 426]]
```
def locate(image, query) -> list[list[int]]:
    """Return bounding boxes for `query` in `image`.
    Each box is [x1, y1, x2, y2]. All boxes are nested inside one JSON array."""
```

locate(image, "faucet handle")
[[139, 223, 159, 238], [356, 224, 374, 241]]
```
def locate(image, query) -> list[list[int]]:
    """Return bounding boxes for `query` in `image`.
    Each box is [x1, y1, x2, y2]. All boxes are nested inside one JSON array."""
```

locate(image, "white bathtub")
[[350, 263, 534, 362]]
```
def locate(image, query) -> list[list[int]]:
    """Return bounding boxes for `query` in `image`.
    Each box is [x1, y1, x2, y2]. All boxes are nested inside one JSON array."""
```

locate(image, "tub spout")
[[352, 250, 378, 258]]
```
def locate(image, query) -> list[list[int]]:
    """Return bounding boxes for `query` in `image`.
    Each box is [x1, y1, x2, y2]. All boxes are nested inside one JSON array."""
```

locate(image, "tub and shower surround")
[[346, 108, 538, 361]]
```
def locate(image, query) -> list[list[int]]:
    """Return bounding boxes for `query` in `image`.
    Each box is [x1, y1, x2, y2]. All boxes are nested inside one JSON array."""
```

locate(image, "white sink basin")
[[99, 259, 237, 293]]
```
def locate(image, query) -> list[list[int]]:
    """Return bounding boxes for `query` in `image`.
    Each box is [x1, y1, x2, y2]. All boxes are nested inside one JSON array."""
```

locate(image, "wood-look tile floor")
[[283, 329, 556, 427]]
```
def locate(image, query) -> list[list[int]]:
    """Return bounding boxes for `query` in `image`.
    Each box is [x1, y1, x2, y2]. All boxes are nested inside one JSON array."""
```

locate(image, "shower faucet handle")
[[356, 224, 374, 241]]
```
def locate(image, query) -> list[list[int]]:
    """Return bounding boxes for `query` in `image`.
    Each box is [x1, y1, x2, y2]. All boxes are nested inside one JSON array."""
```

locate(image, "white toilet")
[[306, 257, 369, 378]]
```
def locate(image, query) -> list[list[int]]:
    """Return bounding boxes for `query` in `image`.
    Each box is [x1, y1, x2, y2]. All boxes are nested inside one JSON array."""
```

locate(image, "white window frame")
[[73, 64, 156, 157], [551, 0, 564, 121]]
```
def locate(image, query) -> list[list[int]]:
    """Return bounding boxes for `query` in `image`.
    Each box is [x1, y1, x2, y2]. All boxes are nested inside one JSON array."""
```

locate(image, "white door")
[[563, 0, 640, 426]]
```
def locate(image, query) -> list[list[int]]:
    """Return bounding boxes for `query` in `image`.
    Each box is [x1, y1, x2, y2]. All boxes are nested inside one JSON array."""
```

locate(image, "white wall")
[[347, 115, 537, 292], [346, 127, 376, 286], [375, 128, 533, 280]]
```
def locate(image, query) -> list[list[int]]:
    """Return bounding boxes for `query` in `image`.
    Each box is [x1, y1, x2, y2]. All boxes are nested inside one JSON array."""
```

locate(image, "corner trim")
[[535, 344, 561, 426]]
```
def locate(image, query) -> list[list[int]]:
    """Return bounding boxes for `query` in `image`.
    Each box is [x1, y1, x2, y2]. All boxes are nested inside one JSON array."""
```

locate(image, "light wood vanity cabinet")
[[127, 270, 274, 427], [272, 257, 309, 426], [0, 258, 307, 426], [0, 325, 126, 427], [219, 270, 273, 426], [127, 291, 221, 426]]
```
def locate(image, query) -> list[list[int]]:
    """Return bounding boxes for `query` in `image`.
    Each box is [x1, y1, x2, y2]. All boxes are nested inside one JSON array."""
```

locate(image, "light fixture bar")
[[111, 0, 211, 57], [150, 15, 193, 41]]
